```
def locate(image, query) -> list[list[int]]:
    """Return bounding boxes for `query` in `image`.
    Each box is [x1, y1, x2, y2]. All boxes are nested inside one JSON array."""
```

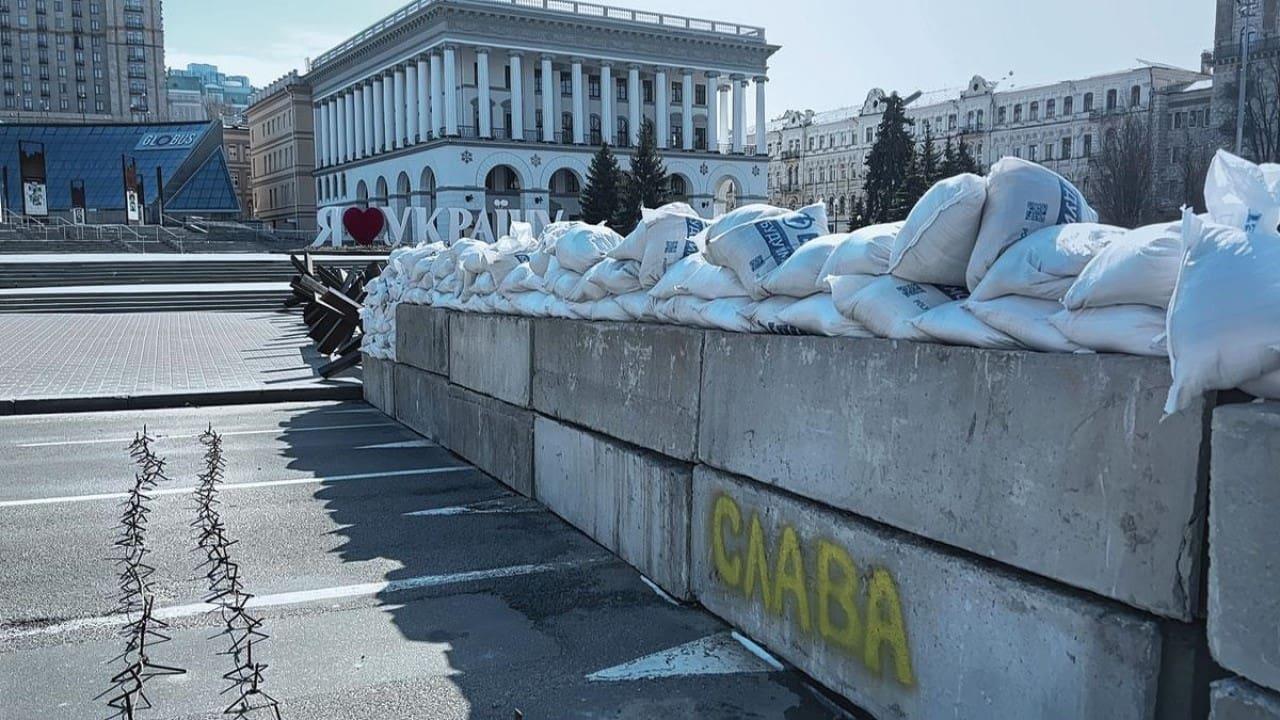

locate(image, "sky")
[[165, 0, 1215, 115]]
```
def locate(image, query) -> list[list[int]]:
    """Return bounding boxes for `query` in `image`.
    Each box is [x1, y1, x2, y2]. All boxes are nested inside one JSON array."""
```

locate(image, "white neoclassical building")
[[306, 0, 777, 229]]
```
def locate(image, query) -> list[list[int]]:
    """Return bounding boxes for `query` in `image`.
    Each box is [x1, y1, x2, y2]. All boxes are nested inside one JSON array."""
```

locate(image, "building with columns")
[[304, 0, 776, 229]]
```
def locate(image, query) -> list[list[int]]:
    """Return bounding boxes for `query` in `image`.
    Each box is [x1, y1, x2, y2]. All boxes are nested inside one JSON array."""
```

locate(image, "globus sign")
[[312, 205, 565, 248], [134, 132, 200, 151]]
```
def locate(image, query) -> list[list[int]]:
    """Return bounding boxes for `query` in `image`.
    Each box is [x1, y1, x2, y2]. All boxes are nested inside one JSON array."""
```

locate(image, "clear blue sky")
[[166, 0, 1215, 114]]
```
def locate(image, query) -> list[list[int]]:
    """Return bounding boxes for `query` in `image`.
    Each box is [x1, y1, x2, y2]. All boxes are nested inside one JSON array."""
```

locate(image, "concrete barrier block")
[[447, 383, 533, 496], [698, 332, 1208, 620], [396, 305, 450, 375], [361, 354, 395, 416], [393, 363, 449, 443], [532, 320, 703, 460], [692, 465, 1163, 719], [449, 312, 532, 407], [1212, 678, 1280, 720], [1209, 404, 1280, 692], [534, 417, 692, 599]]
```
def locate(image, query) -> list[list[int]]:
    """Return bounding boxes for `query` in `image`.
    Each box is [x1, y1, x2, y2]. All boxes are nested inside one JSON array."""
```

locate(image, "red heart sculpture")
[[343, 207, 385, 246]]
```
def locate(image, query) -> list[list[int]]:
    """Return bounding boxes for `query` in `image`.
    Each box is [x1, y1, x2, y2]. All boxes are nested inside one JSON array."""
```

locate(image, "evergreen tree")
[[580, 142, 624, 226], [616, 119, 669, 234], [919, 127, 943, 185], [863, 93, 916, 223], [940, 137, 960, 177], [895, 146, 928, 219], [956, 139, 982, 175], [847, 195, 867, 231]]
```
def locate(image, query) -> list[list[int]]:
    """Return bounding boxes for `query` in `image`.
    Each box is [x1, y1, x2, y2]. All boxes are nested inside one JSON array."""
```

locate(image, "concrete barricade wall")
[[361, 354, 395, 416], [697, 331, 1208, 620], [449, 312, 532, 407], [448, 383, 534, 497], [1212, 678, 1280, 720], [396, 304, 450, 375], [692, 465, 1164, 719], [394, 363, 448, 443], [1209, 404, 1280, 692], [532, 320, 703, 460], [534, 417, 692, 599]]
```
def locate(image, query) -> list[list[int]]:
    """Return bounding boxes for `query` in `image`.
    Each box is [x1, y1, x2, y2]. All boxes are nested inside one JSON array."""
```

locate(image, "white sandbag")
[[611, 203, 703, 260], [705, 203, 829, 300], [970, 223, 1125, 302], [638, 225, 708, 288], [654, 295, 711, 327], [818, 222, 903, 278], [1204, 148, 1280, 231], [538, 221, 577, 254], [549, 268, 585, 300], [469, 273, 497, 298], [647, 253, 702, 299], [614, 291, 656, 321], [1240, 370, 1280, 400], [509, 291, 554, 317], [1047, 306, 1167, 357], [648, 253, 747, 301], [580, 258, 642, 296], [498, 263, 544, 297], [845, 275, 967, 341], [698, 297, 758, 333], [760, 234, 845, 298], [1166, 210, 1280, 413], [776, 294, 875, 337], [968, 157, 1097, 290], [706, 203, 790, 241], [745, 296, 803, 335], [1062, 222, 1182, 310], [555, 223, 624, 273], [827, 274, 880, 320], [889, 174, 988, 286], [584, 298, 632, 322], [911, 301, 1025, 350], [528, 249, 554, 276], [966, 297, 1083, 353], [564, 272, 609, 302]]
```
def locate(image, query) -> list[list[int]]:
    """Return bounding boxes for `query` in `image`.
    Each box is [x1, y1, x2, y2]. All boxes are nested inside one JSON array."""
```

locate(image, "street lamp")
[[1237, 0, 1260, 154]]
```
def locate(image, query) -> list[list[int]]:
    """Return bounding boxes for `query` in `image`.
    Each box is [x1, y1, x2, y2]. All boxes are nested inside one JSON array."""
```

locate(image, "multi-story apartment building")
[[763, 64, 1211, 227], [0, 0, 166, 123], [166, 62, 255, 123], [246, 71, 316, 231], [306, 0, 776, 228], [222, 123, 251, 219]]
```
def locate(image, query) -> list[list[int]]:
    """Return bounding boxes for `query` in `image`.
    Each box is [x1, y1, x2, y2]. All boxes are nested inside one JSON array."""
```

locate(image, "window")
[[616, 78, 627, 102], [865, 127, 873, 143], [671, 81, 682, 103], [1028, 144, 1038, 161], [1174, 112, 1184, 129], [1063, 96, 1073, 115], [1029, 101, 1039, 121], [1083, 133, 1093, 158], [694, 83, 706, 106], [616, 116, 629, 145], [1083, 92, 1094, 112], [1189, 111, 1199, 128], [642, 79, 653, 103], [533, 69, 541, 94], [997, 106, 1007, 124], [1131, 85, 1141, 108], [1106, 89, 1117, 111], [1061, 137, 1072, 159], [1013, 104, 1023, 122], [1046, 99, 1056, 118], [948, 113, 957, 130], [588, 74, 600, 99], [560, 73, 571, 97], [976, 109, 984, 129], [1044, 142, 1053, 161]]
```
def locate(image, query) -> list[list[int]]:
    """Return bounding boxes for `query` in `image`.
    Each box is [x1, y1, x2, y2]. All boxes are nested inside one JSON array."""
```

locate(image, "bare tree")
[[1179, 131, 1214, 214], [1218, 54, 1280, 163], [1090, 115, 1156, 227]]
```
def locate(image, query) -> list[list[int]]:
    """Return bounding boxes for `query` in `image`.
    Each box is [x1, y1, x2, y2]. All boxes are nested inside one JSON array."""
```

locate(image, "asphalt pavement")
[[0, 400, 843, 719]]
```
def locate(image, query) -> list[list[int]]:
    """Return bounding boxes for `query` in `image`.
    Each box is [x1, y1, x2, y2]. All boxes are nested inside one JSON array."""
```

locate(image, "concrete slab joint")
[[449, 312, 532, 407]]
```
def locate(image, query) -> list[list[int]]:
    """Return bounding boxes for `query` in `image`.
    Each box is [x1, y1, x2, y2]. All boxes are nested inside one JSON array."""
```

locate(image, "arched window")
[[1106, 89, 1118, 111], [590, 114, 601, 145], [616, 117, 629, 146], [1083, 92, 1094, 113]]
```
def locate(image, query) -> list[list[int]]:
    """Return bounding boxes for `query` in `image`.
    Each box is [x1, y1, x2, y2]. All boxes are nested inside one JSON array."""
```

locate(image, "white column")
[[393, 67, 406, 149], [353, 86, 365, 159], [540, 55, 554, 142], [754, 76, 768, 155], [326, 100, 337, 164], [731, 74, 745, 154], [628, 64, 641, 146], [346, 92, 357, 160], [416, 57, 429, 142], [571, 58, 585, 144], [719, 79, 731, 152], [362, 81, 375, 155], [477, 47, 492, 138], [655, 68, 669, 149], [600, 63, 613, 145], [315, 103, 327, 166], [335, 94, 348, 162], [406, 62, 419, 144], [705, 72, 720, 153], [443, 45, 459, 136], [382, 72, 395, 146], [429, 53, 443, 137], [372, 77, 385, 153], [509, 51, 524, 141], [682, 70, 694, 151]]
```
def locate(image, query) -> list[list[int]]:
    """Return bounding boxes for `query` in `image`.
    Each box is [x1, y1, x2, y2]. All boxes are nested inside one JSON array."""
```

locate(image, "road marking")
[[640, 576, 682, 606], [1, 559, 602, 641], [15, 422, 398, 448], [0, 466, 473, 509], [357, 439, 438, 449], [404, 497, 542, 517], [731, 631, 785, 671], [586, 632, 780, 682]]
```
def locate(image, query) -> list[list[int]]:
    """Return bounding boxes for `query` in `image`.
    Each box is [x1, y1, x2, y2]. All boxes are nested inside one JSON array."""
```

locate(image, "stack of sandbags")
[[604, 203, 708, 322], [359, 245, 417, 360]]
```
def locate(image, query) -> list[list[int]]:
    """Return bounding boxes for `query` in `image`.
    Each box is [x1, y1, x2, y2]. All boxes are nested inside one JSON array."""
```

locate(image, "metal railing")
[[310, 0, 765, 70]]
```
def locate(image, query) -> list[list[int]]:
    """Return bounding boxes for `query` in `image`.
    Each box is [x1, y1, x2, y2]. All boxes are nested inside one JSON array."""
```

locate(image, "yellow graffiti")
[[711, 493, 915, 688]]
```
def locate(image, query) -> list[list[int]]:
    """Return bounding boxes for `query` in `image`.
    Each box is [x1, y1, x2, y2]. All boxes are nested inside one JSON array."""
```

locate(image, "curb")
[[0, 384, 364, 416]]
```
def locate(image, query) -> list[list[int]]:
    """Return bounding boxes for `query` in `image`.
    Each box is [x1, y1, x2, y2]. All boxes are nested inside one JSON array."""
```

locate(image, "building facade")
[[222, 123, 252, 219], [763, 64, 1211, 228], [0, 0, 167, 124], [166, 62, 255, 123], [246, 71, 316, 231], [306, 0, 776, 232]]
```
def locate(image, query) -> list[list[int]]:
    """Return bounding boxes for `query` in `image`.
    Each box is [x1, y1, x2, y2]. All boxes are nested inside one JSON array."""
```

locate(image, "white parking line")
[[0, 466, 473, 509], [404, 498, 542, 517], [15, 422, 399, 448], [1, 558, 601, 641]]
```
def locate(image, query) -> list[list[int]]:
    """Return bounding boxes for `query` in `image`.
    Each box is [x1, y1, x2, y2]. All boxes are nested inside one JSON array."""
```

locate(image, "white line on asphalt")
[[404, 498, 542, 517], [357, 439, 438, 449], [15, 422, 399, 448], [732, 631, 786, 671], [1, 559, 601, 641], [640, 576, 682, 606], [0, 466, 473, 509], [586, 632, 780, 682]]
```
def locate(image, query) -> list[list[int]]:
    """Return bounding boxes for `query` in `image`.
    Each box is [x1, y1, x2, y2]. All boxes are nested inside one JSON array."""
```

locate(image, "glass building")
[[0, 120, 241, 222]]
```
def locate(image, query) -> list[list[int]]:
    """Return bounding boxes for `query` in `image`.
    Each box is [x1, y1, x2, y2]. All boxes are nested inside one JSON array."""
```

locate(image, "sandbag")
[[653, 295, 711, 327], [910, 301, 1025, 350], [705, 203, 829, 299], [968, 157, 1096, 290], [889, 174, 987, 286], [706, 203, 791, 242], [585, 298, 632, 322], [698, 297, 758, 333], [845, 275, 967, 341], [967, 297, 1083, 353], [1048, 306, 1167, 357], [761, 234, 845, 298], [498, 263, 544, 297], [1166, 210, 1280, 414], [744, 296, 803, 335], [649, 253, 748, 301], [611, 203, 699, 260], [818, 222, 903, 278], [1240, 370, 1280, 401], [615, 291, 656, 321], [555, 223, 624, 273], [776, 294, 875, 337], [969, 223, 1124, 302], [580, 258, 642, 296], [1204, 148, 1280, 231], [1062, 222, 1182, 310], [827, 274, 880, 321]]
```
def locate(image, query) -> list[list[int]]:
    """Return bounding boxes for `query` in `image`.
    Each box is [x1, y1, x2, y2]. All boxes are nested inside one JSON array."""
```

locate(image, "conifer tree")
[[919, 127, 942, 185], [616, 119, 669, 234], [956, 139, 983, 175], [580, 142, 624, 226], [863, 94, 916, 223], [940, 136, 960, 177], [895, 147, 929, 219], [847, 195, 867, 231]]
